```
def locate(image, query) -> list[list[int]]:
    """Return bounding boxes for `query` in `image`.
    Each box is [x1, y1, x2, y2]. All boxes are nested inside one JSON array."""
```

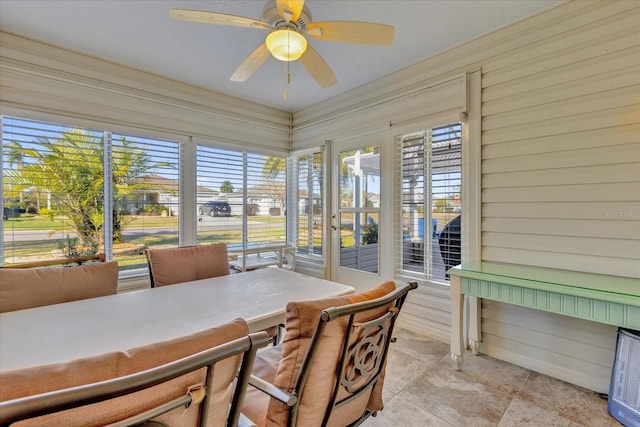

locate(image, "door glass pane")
[[338, 145, 380, 274], [339, 212, 378, 273]]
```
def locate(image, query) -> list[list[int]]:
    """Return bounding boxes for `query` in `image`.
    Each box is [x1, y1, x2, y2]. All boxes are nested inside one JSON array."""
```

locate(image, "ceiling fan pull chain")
[[283, 62, 289, 100]]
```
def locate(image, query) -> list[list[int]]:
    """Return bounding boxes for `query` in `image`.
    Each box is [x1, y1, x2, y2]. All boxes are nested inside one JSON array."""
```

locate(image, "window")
[[1, 116, 180, 271], [291, 151, 323, 259], [111, 132, 179, 270], [196, 145, 287, 249], [397, 122, 462, 281], [338, 145, 381, 274]]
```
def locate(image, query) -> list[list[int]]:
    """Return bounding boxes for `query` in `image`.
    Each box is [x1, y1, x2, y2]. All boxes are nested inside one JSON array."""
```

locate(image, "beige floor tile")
[[391, 327, 451, 363], [383, 348, 431, 395], [362, 329, 622, 426], [397, 349, 531, 426], [381, 328, 450, 394], [362, 394, 455, 427], [500, 372, 621, 427]]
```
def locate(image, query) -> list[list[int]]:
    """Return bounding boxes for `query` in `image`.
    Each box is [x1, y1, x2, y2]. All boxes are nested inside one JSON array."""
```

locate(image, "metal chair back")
[[291, 281, 418, 426], [0, 331, 270, 427]]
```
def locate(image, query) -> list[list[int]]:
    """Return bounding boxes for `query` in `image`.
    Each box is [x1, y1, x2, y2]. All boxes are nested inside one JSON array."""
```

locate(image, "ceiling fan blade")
[[230, 43, 271, 82], [299, 45, 337, 88], [170, 9, 271, 30], [276, 0, 304, 23], [307, 21, 394, 45]]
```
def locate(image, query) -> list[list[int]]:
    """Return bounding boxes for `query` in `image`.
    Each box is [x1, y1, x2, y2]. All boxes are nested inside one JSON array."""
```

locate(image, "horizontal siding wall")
[[0, 31, 291, 151], [481, 300, 618, 392], [399, 284, 452, 344], [479, 0, 639, 393], [294, 0, 639, 393]]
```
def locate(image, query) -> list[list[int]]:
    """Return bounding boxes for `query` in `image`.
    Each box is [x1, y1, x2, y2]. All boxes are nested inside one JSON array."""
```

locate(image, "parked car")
[[199, 201, 231, 217]]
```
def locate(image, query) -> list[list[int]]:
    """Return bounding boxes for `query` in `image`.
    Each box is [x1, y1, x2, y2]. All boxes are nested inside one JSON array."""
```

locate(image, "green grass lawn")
[[3, 213, 180, 231], [3, 214, 74, 230], [3, 213, 292, 268]]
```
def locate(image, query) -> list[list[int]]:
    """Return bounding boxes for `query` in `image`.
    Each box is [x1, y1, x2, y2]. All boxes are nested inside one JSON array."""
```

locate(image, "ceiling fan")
[[170, 0, 394, 89]]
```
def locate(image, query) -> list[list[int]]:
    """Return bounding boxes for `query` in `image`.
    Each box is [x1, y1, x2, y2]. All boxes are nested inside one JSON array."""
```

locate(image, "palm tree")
[[262, 156, 286, 180], [220, 180, 234, 193], [6, 130, 165, 249]]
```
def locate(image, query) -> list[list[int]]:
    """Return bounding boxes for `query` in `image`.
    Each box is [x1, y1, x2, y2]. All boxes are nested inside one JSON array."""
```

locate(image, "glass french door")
[[330, 139, 382, 286]]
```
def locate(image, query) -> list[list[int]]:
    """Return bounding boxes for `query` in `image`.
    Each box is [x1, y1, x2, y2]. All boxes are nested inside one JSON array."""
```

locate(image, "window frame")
[[287, 146, 325, 265], [0, 113, 291, 280], [391, 111, 477, 286]]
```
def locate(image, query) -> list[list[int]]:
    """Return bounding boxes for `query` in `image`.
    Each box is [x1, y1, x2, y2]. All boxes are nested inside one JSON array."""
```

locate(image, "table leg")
[[450, 275, 465, 370], [468, 296, 481, 355]]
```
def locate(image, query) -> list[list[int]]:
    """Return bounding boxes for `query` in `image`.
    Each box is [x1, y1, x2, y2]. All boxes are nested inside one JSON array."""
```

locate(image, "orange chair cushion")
[[146, 243, 230, 287], [0, 318, 249, 427], [0, 261, 119, 313], [244, 281, 396, 427]]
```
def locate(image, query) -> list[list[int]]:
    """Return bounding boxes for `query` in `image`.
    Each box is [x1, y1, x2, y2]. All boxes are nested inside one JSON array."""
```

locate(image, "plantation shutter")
[[110, 132, 180, 270], [2, 117, 105, 265], [196, 146, 244, 245], [396, 122, 462, 282], [1, 116, 180, 270], [290, 150, 324, 259], [246, 152, 286, 246], [196, 145, 286, 249]]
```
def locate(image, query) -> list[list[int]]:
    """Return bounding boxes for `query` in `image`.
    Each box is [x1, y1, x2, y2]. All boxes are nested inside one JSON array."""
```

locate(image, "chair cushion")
[[244, 281, 396, 427], [147, 244, 230, 287], [0, 261, 119, 313], [242, 344, 282, 426], [0, 317, 249, 427]]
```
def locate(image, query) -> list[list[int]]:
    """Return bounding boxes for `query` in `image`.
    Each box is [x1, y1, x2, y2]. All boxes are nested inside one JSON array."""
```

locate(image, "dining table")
[[0, 267, 354, 373]]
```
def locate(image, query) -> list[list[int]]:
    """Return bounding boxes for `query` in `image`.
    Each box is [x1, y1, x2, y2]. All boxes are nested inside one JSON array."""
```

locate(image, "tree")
[[262, 156, 286, 180], [262, 156, 287, 215], [220, 180, 234, 193], [4, 130, 166, 250]]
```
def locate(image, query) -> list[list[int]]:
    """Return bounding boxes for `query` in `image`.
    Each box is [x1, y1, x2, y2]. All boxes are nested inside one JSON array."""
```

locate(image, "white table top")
[[0, 268, 354, 373]]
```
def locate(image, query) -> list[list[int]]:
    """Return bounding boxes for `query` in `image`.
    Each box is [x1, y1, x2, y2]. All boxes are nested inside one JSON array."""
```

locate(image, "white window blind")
[[292, 151, 323, 258], [397, 122, 462, 281], [247, 152, 286, 246], [111, 132, 180, 270], [196, 146, 243, 245], [1, 116, 180, 270], [196, 146, 286, 249], [2, 117, 104, 265]]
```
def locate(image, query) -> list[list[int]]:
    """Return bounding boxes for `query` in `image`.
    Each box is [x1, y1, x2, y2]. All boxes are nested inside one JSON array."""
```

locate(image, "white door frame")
[[328, 133, 387, 290]]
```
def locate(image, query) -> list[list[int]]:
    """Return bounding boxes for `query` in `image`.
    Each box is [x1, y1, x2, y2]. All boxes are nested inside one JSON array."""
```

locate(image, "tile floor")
[[362, 328, 622, 427]]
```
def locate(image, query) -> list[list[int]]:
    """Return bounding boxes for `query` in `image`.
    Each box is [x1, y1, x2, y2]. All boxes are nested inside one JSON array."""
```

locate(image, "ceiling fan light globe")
[[266, 29, 307, 61]]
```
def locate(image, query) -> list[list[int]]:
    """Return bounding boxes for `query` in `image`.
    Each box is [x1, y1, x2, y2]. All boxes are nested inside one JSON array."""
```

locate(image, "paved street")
[[3, 216, 283, 242]]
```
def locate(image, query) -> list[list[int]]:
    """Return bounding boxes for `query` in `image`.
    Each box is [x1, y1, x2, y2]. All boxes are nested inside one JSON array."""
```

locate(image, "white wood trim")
[[0, 31, 290, 151]]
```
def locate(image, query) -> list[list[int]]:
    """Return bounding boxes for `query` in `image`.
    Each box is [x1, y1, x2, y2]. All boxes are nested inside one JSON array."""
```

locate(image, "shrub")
[[247, 204, 259, 216], [38, 208, 54, 219], [362, 223, 378, 244]]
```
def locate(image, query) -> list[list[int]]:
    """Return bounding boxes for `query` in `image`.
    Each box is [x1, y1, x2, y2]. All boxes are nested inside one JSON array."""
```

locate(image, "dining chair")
[[241, 280, 418, 427], [0, 318, 271, 427], [0, 258, 118, 313], [145, 243, 231, 287]]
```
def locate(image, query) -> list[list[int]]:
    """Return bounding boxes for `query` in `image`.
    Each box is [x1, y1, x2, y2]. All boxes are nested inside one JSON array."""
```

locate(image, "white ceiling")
[[0, 0, 561, 113]]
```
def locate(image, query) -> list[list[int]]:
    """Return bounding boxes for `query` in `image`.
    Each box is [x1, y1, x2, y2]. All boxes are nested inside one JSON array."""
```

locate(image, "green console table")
[[449, 262, 640, 369]]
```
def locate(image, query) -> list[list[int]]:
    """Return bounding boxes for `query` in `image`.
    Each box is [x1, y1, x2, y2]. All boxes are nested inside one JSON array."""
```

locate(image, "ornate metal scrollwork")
[[341, 315, 391, 393]]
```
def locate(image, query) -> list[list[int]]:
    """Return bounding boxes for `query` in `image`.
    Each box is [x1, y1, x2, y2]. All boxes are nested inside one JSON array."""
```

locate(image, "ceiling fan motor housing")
[[261, 0, 311, 31]]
